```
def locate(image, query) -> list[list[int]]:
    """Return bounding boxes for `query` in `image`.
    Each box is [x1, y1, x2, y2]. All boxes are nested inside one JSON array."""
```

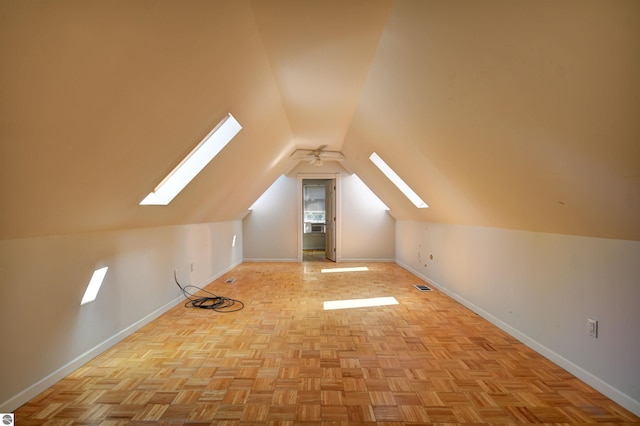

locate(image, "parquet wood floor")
[[15, 261, 639, 425]]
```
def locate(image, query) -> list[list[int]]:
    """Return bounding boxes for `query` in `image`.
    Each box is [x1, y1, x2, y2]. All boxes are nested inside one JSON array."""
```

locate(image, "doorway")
[[298, 174, 339, 262]]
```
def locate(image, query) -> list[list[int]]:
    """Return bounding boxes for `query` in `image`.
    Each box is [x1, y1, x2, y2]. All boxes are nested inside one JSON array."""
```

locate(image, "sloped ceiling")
[[1, 0, 639, 240]]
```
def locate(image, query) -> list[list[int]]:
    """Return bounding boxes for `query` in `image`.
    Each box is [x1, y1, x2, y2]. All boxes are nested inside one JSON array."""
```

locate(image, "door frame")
[[297, 173, 341, 262]]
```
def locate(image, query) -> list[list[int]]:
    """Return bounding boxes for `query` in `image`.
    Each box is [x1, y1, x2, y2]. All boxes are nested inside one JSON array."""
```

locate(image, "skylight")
[[81, 266, 108, 305], [140, 113, 242, 205], [369, 152, 428, 208]]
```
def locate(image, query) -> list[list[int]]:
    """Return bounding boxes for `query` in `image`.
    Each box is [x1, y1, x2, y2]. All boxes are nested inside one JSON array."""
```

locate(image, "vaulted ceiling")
[[1, 0, 639, 240]]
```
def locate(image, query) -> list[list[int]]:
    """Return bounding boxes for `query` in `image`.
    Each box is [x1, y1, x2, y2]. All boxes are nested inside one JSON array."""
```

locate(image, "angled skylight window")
[[81, 266, 108, 305], [140, 113, 242, 205], [369, 152, 428, 208]]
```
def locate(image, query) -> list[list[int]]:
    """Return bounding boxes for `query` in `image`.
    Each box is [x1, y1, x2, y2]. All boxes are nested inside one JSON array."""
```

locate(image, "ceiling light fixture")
[[290, 146, 345, 167], [140, 113, 242, 205], [369, 152, 428, 208]]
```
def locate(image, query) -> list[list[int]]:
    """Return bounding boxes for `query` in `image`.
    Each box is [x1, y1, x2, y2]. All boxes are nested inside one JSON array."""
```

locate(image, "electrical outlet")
[[587, 318, 598, 338]]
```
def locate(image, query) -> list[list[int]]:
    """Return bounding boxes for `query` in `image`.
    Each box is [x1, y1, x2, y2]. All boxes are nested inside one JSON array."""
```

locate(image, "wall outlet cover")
[[587, 318, 598, 338]]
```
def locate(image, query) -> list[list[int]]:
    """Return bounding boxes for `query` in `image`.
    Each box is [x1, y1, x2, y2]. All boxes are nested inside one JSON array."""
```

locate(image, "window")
[[303, 184, 326, 233]]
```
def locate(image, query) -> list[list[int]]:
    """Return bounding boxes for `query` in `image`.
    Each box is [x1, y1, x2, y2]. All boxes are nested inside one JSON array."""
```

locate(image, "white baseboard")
[[7, 258, 637, 417], [0, 295, 183, 413], [0, 260, 244, 413], [396, 260, 640, 417], [200, 260, 243, 287]]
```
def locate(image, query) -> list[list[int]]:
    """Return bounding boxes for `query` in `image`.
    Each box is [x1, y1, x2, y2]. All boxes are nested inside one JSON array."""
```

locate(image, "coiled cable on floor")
[[174, 271, 244, 312]]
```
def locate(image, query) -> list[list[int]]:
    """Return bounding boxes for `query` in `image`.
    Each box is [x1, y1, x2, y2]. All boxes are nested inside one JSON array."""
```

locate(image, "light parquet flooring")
[[15, 261, 639, 425]]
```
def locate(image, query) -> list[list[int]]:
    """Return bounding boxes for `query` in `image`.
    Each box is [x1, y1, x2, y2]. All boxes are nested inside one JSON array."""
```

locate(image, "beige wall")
[[395, 220, 640, 415], [243, 162, 395, 261], [0, 221, 243, 411]]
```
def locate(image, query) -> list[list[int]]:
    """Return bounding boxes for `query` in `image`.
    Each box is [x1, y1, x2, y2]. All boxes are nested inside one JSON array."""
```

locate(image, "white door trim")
[[297, 173, 341, 262]]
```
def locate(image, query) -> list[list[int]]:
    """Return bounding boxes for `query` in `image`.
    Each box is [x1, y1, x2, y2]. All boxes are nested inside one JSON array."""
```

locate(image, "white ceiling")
[[1, 0, 639, 240]]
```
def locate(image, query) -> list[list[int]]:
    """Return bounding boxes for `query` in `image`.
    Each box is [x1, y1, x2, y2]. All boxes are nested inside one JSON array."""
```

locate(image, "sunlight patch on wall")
[[323, 296, 398, 310], [352, 173, 390, 210], [248, 174, 286, 210], [81, 266, 108, 305]]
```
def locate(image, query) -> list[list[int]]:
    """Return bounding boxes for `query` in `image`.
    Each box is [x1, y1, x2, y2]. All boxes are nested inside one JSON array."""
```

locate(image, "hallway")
[[302, 249, 330, 262]]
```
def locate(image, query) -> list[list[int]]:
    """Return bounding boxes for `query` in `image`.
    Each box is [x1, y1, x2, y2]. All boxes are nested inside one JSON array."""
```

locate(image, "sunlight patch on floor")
[[321, 266, 369, 273], [323, 296, 398, 310]]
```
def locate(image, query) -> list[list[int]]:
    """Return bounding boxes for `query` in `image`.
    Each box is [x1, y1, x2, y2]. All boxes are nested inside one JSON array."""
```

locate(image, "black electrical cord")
[[174, 271, 244, 312]]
